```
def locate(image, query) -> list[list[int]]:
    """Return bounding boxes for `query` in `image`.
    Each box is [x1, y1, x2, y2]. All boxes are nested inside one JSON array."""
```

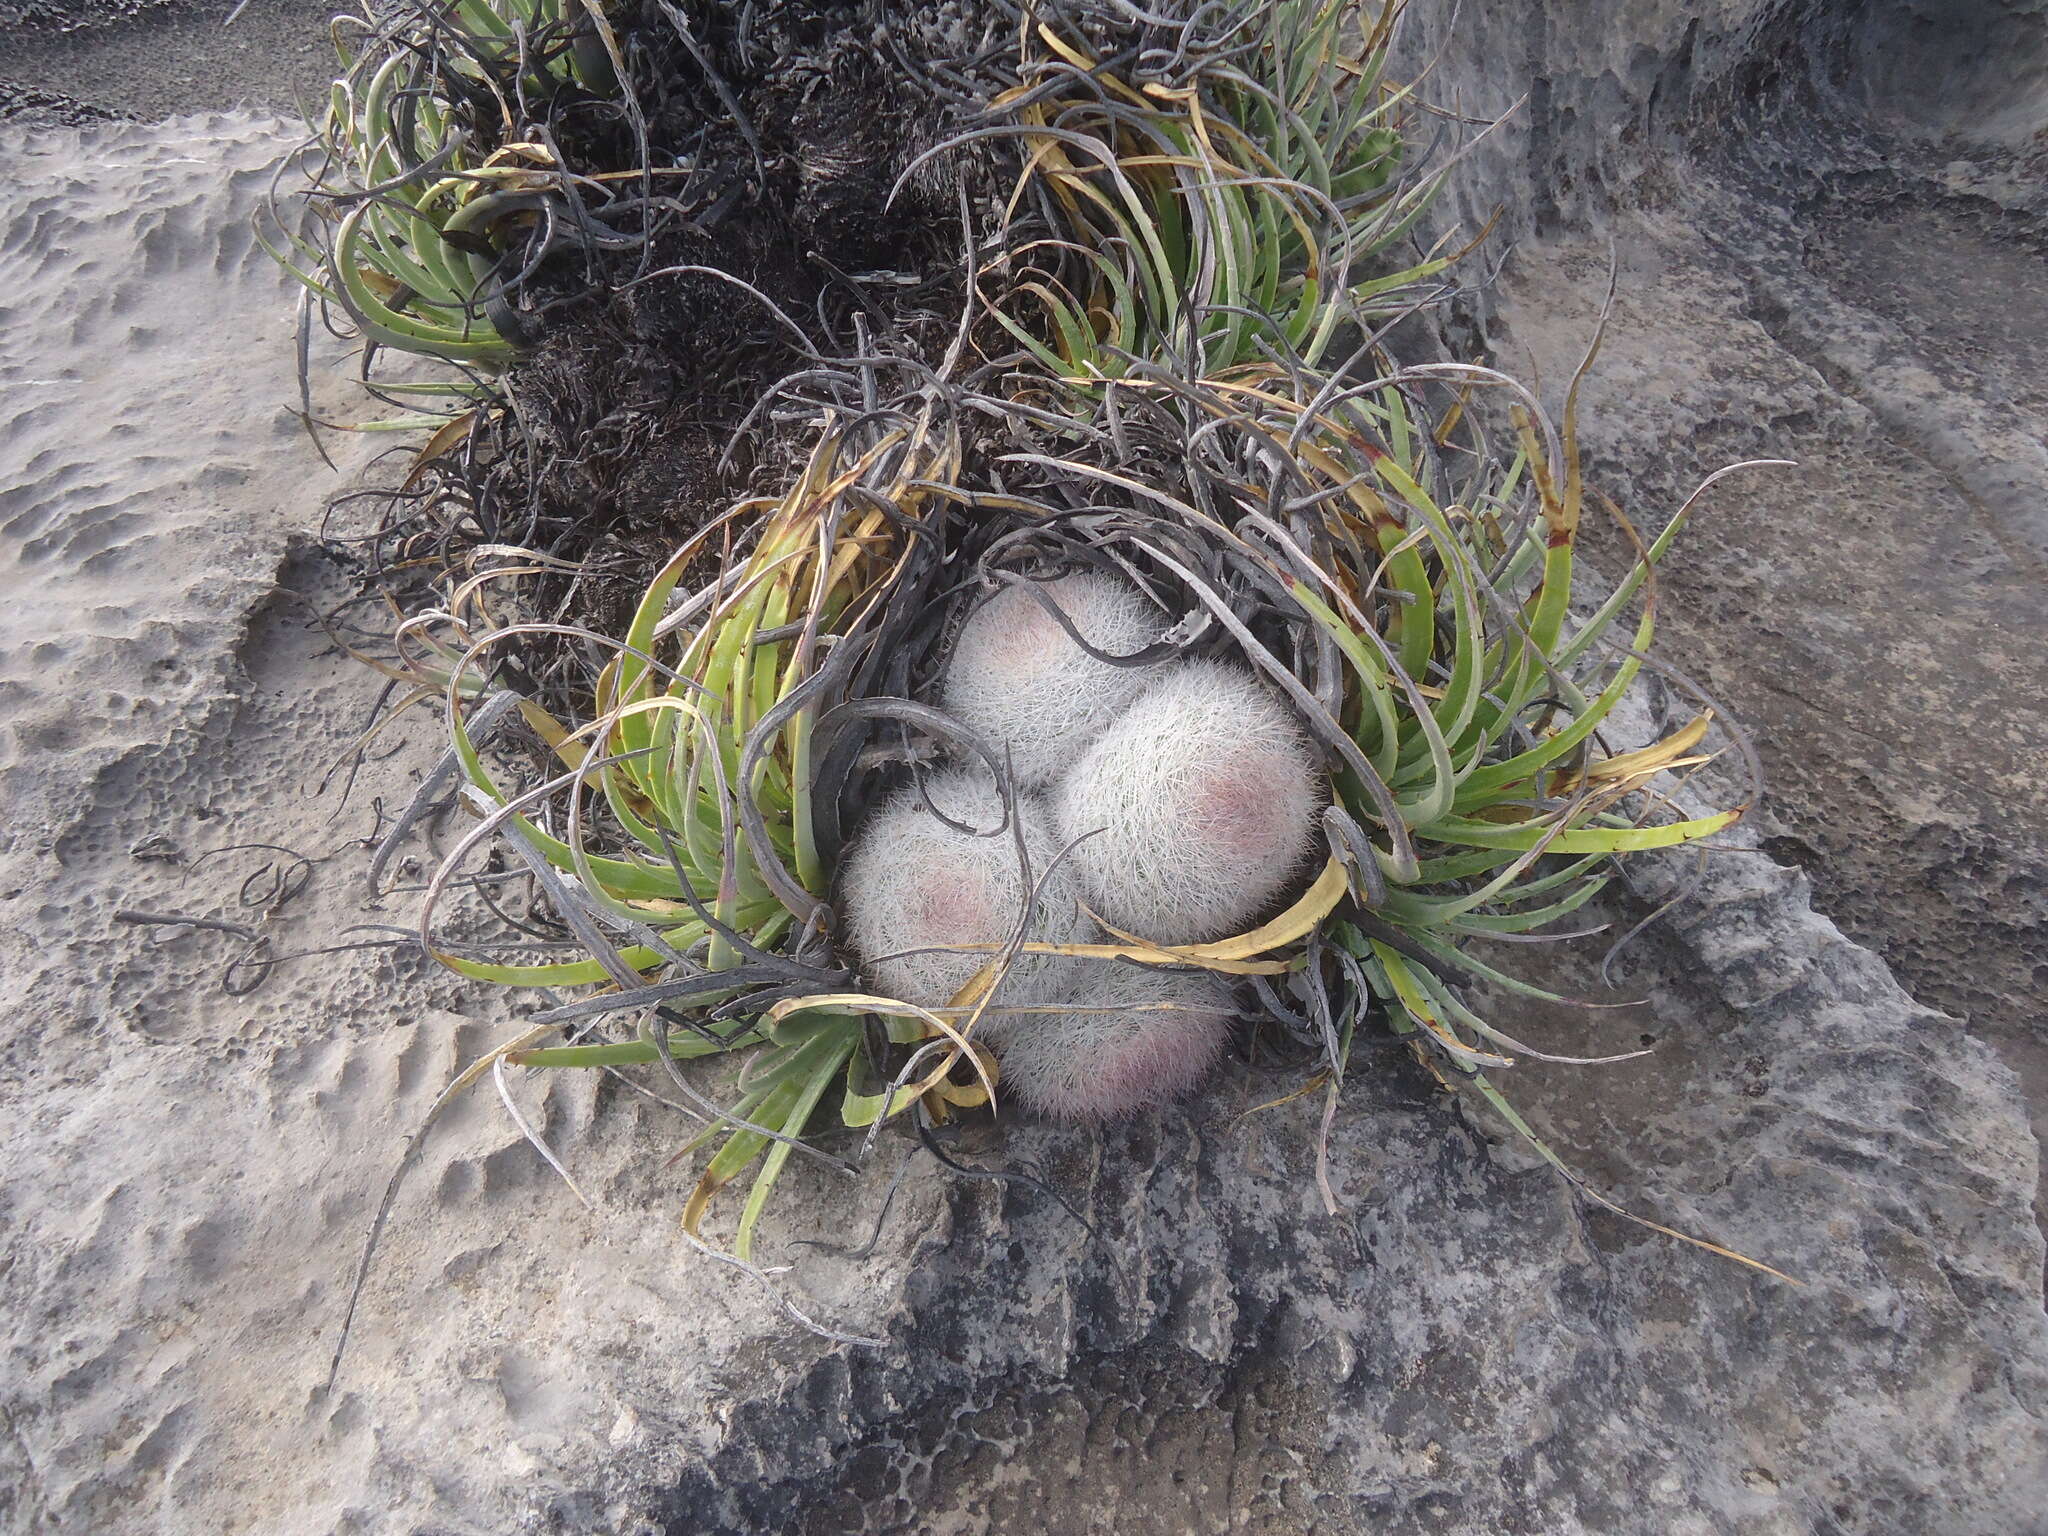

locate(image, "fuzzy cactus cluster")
[[840, 573, 1322, 1122]]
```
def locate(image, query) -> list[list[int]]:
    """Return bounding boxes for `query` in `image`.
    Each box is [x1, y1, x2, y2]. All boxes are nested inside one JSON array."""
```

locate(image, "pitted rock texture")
[[0, 1, 336, 124], [1393, 0, 2048, 1262], [638, 811, 2047, 1536]]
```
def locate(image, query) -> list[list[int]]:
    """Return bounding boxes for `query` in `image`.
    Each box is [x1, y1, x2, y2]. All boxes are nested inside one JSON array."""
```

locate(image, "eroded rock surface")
[[1398, 0, 2048, 1263]]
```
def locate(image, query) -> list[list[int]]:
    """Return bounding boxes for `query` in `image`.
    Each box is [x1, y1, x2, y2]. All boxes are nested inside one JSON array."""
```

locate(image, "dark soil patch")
[[442, 0, 1027, 641]]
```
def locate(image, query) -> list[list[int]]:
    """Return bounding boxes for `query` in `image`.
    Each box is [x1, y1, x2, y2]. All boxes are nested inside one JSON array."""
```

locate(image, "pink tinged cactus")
[[940, 571, 1169, 789], [1053, 659, 1321, 946], [838, 767, 1089, 1011], [986, 964, 1238, 1123]]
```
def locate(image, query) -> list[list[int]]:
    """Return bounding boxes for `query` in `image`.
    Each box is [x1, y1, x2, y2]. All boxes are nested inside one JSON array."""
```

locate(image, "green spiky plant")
[[409, 370, 1785, 1283], [346, 0, 1794, 1309], [261, 0, 624, 383], [928, 2, 1786, 1275], [963, 350, 1784, 1267], [411, 416, 1016, 1261], [971, 0, 1448, 384]]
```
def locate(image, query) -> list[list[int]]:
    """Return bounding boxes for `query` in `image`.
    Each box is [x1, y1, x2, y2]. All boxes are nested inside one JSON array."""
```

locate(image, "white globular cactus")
[[986, 964, 1238, 1123], [1053, 659, 1321, 946], [838, 767, 1089, 1011], [940, 571, 1168, 789]]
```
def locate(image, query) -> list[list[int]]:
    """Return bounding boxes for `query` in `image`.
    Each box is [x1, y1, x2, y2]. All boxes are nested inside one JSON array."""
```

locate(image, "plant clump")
[[304, 0, 1800, 1335]]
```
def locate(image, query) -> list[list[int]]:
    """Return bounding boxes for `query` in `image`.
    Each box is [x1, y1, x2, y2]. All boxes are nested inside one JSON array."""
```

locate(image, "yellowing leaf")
[[940, 858, 1348, 978], [1554, 711, 1716, 794]]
